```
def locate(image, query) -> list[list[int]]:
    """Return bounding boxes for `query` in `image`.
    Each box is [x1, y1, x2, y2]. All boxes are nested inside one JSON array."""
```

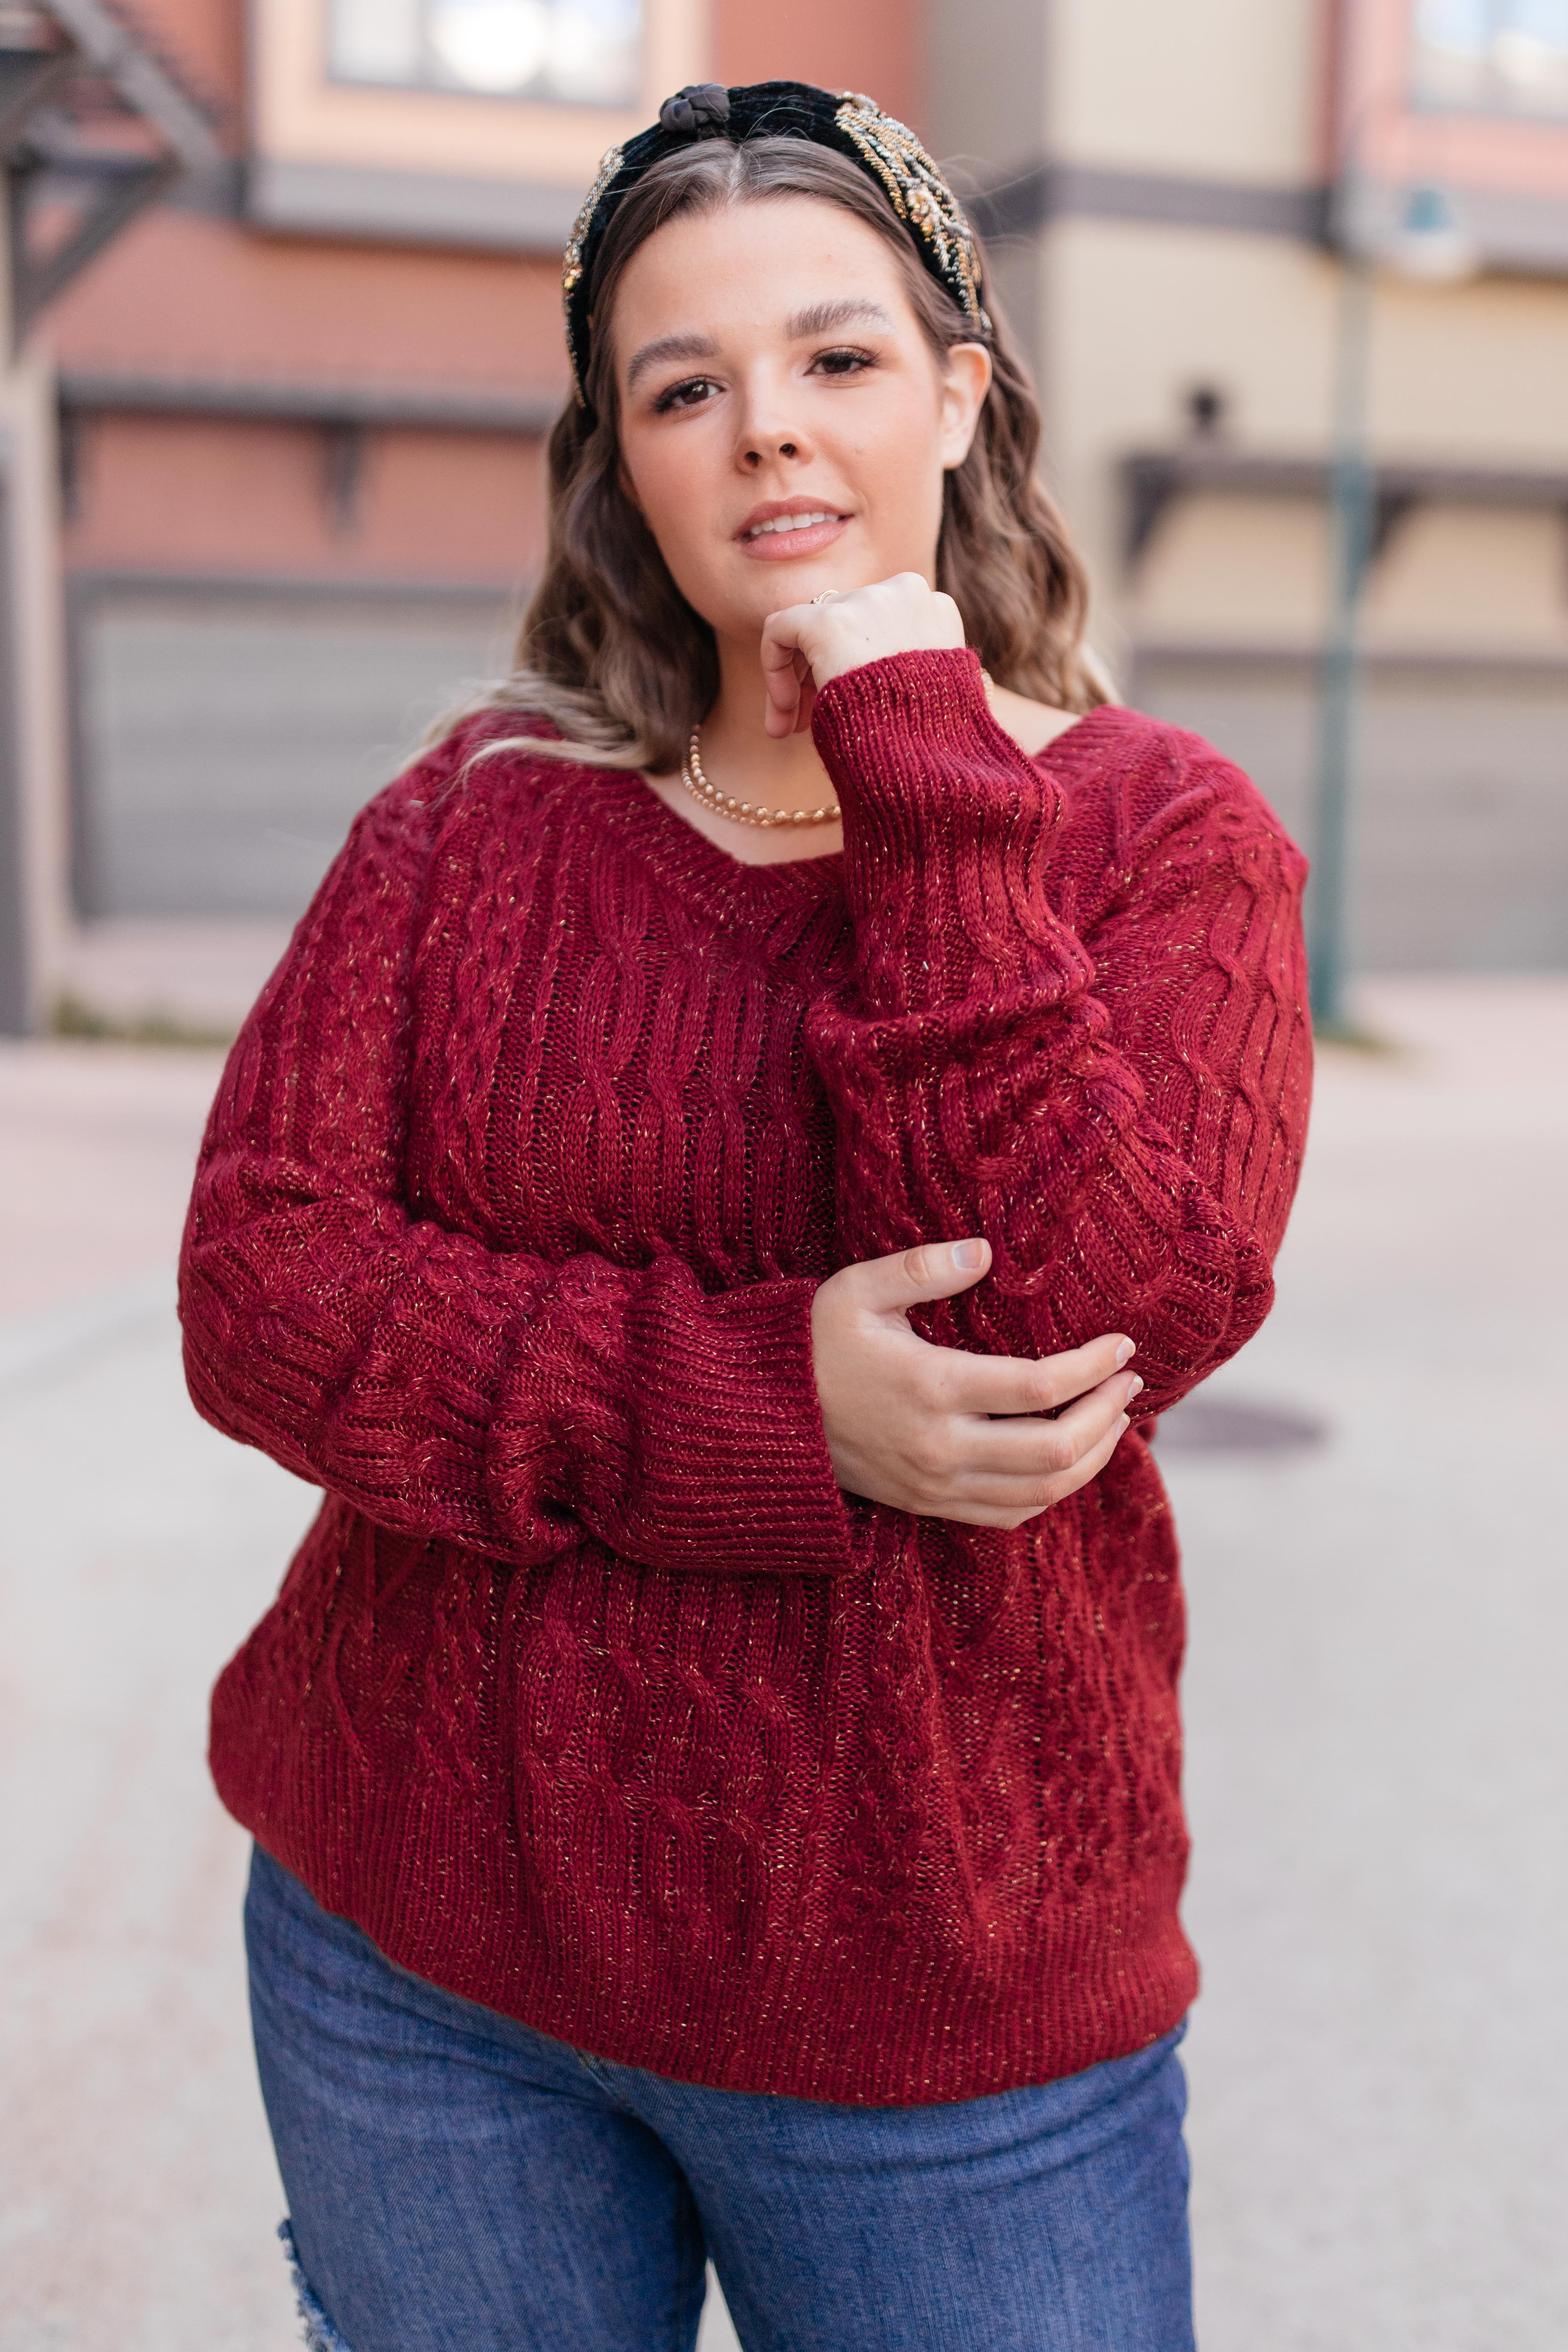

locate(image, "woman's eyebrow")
[[625, 330, 719, 394], [786, 298, 894, 338]]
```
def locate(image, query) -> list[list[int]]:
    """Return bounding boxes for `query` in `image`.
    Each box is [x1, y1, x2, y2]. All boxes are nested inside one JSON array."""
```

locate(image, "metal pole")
[[1309, 247, 1376, 1032], [0, 462, 30, 1033], [0, 164, 31, 1035]]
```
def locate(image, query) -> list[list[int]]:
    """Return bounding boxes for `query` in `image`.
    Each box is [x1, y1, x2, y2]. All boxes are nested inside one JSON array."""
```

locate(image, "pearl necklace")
[[678, 729, 841, 830], [676, 670, 996, 832]]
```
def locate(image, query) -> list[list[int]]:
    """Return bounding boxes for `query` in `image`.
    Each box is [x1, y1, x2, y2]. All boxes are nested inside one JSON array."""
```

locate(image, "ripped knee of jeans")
[[280, 2220, 355, 2352]]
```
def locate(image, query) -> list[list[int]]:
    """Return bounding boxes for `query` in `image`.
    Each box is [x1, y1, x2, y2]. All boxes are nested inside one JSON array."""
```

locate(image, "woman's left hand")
[[760, 572, 966, 738]]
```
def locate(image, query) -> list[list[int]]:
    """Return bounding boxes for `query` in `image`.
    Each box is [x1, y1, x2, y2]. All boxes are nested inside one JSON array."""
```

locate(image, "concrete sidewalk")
[[1172, 979, 1568, 2349], [1, 980, 1564, 2349]]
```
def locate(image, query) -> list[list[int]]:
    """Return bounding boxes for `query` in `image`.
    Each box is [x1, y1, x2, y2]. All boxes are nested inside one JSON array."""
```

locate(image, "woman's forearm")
[[807, 650, 1312, 1413]]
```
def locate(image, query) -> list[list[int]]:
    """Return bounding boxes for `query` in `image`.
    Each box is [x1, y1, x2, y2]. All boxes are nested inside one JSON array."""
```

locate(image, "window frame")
[[247, 0, 706, 250]]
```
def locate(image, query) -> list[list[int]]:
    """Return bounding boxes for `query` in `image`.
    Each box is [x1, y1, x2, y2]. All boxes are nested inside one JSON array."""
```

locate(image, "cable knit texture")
[[183, 651, 1311, 2105]]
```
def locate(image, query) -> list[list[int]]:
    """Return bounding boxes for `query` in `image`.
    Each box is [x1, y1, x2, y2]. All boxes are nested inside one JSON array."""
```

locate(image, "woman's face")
[[610, 195, 991, 648]]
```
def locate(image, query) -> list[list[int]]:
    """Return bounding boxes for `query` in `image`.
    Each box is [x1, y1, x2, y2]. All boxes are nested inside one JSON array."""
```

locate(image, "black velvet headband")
[[561, 80, 990, 412]]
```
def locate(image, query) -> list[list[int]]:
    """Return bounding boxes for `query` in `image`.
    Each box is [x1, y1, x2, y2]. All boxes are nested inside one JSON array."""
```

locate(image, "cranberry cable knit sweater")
[[183, 650, 1311, 2105]]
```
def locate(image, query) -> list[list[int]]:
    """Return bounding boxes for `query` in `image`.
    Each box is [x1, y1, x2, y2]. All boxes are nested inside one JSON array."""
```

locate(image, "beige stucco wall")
[[926, 0, 1568, 967], [1364, 507, 1568, 655], [1046, 0, 1324, 184], [1366, 274, 1568, 461], [1127, 494, 1568, 662], [1035, 215, 1568, 670], [1128, 497, 1334, 650], [1037, 217, 1337, 669], [922, 0, 1568, 672]]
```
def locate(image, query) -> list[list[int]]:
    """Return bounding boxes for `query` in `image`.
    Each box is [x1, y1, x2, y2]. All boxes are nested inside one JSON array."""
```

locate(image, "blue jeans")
[[245, 1844, 1194, 2352]]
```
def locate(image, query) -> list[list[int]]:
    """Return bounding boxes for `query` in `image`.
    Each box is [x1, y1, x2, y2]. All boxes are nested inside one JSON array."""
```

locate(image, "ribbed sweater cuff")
[[811, 647, 1031, 811], [809, 648, 1070, 1006], [625, 1273, 860, 1577], [490, 1269, 861, 1579]]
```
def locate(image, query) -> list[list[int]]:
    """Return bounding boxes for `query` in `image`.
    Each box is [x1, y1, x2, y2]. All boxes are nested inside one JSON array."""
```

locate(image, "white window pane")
[[1415, 0, 1493, 55], [547, 0, 641, 103], [1493, 27, 1568, 80], [428, 0, 551, 93], [332, 0, 645, 106], [1493, 0, 1568, 105], [330, 0, 423, 82], [1503, 0, 1568, 47]]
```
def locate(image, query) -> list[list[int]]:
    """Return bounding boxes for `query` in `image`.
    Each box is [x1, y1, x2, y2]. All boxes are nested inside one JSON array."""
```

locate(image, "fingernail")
[[1117, 1414, 1130, 1433], [951, 1238, 986, 1272], [1127, 1377, 1144, 1400], [1114, 1338, 1136, 1367]]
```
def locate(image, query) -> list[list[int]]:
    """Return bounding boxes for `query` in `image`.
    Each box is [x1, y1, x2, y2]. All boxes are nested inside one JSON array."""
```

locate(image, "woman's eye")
[[811, 346, 876, 378], [653, 376, 720, 414]]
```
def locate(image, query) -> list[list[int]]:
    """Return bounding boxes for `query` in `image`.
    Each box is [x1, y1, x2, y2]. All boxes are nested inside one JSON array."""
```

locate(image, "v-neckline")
[[573, 702, 1124, 930], [587, 766, 846, 934]]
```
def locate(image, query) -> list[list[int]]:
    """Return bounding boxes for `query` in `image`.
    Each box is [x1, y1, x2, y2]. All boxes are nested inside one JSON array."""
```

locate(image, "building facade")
[[41, 0, 913, 960], [935, 0, 1568, 971], [6, 0, 1568, 1026]]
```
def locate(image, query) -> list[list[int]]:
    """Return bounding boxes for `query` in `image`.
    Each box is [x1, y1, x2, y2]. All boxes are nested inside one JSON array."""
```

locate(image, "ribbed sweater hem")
[[212, 1687, 1197, 2107]]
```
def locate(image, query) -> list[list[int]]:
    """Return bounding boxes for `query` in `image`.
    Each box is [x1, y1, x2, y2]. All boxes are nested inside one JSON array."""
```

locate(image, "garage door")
[[71, 584, 518, 918], [1130, 650, 1568, 971]]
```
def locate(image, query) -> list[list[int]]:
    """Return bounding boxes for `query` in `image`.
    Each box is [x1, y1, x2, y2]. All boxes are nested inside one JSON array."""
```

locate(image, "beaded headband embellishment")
[[561, 80, 990, 412]]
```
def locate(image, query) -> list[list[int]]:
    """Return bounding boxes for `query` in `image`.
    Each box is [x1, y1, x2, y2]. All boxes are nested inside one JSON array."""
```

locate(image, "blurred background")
[[1, 3, 1565, 2348]]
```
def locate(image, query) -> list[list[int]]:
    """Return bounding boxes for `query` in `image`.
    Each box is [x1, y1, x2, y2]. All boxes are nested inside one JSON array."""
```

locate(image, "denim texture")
[[246, 1843, 1194, 2352]]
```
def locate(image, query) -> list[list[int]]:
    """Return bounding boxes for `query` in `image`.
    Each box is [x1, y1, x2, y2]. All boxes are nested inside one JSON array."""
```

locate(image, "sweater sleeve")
[[179, 761, 857, 1578], [806, 649, 1313, 1416]]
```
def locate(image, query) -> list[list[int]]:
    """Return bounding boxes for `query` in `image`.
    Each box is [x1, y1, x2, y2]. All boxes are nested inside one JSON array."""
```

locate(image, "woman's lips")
[[736, 512, 849, 561]]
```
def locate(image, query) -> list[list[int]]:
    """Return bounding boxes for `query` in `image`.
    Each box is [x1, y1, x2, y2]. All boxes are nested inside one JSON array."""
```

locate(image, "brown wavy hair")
[[463, 136, 1107, 772]]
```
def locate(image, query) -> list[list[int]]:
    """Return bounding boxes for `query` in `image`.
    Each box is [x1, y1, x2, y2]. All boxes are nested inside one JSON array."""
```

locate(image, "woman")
[[181, 80, 1311, 2352]]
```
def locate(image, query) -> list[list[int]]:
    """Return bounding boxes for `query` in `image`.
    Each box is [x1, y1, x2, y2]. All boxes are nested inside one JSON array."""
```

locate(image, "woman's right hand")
[[810, 1239, 1141, 1529]]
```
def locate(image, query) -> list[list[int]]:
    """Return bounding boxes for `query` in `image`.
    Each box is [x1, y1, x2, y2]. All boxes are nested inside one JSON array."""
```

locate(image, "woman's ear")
[[939, 343, 993, 471]]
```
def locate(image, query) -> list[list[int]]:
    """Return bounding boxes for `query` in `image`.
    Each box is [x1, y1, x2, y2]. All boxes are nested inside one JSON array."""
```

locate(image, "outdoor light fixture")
[[1384, 182, 1483, 280]]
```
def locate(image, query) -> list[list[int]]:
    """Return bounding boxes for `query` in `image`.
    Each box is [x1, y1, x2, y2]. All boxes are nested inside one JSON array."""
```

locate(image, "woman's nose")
[[734, 382, 812, 469]]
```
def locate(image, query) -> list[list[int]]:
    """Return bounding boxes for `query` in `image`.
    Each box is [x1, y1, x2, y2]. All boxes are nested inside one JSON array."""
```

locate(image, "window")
[[329, 0, 642, 109], [1413, 0, 1568, 118]]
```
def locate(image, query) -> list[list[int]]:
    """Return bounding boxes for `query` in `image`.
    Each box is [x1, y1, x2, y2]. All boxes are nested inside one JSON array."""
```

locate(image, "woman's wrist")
[[810, 643, 991, 749], [759, 572, 968, 736], [808, 648, 1069, 1007]]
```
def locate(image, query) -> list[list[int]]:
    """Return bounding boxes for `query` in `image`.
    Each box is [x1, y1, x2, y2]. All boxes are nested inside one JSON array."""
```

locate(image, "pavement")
[[1, 977, 1564, 2352], [53, 919, 292, 1040]]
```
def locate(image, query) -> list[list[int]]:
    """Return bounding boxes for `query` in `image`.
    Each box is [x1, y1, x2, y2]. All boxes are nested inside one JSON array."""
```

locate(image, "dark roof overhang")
[[1, 0, 223, 347]]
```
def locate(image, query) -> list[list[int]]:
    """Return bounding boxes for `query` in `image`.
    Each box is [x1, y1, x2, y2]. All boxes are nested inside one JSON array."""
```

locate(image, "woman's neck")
[[634, 630, 844, 869], [695, 633, 840, 819]]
